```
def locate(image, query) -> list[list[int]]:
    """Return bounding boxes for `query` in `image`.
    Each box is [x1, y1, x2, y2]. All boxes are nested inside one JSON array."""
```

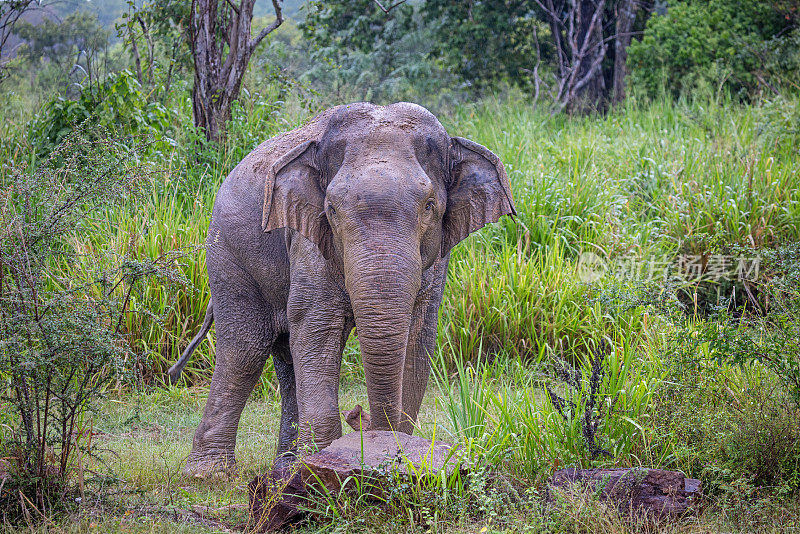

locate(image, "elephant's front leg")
[[289, 304, 350, 452], [399, 258, 448, 435], [286, 250, 351, 452]]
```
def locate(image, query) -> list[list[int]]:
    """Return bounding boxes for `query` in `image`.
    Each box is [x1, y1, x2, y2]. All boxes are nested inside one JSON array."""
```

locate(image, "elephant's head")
[[262, 102, 515, 431]]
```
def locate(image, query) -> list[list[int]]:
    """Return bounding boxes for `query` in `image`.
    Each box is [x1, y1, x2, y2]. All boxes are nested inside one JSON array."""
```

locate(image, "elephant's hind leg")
[[184, 276, 275, 478], [272, 333, 299, 473]]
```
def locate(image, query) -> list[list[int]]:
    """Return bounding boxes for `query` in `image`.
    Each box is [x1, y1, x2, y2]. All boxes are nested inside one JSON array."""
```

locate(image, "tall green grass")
[[3, 91, 799, 381], [436, 94, 800, 364]]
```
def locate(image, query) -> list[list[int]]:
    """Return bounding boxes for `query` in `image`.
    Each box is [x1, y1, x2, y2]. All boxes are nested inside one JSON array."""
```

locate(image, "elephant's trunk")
[[345, 245, 421, 432]]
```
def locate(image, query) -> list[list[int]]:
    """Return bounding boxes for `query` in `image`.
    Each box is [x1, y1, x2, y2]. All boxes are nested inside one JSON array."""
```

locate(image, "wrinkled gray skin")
[[173, 102, 516, 477]]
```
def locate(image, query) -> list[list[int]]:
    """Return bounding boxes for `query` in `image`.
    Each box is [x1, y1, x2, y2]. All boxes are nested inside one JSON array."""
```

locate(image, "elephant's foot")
[[183, 451, 237, 479]]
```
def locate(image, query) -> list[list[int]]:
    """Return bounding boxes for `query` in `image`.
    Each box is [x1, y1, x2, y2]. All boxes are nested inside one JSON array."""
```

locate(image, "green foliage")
[[0, 127, 184, 523], [670, 244, 800, 404], [29, 70, 174, 154], [115, 0, 193, 102], [493, 341, 664, 478], [11, 92, 790, 385], [14, 11, 110, 92], [429, 345, 494, 443], [421, 1, 544, 93], [599, 241, 800, 405], [430, 333, 665, 485], [589, 241, 800, 496], [300, 0, 452, 104], [655, 359, 800, 499], [628, 0, 798, 99]]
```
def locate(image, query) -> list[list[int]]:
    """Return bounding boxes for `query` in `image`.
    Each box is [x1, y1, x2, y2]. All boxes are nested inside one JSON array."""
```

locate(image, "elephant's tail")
[[168, 300, 214, 385]]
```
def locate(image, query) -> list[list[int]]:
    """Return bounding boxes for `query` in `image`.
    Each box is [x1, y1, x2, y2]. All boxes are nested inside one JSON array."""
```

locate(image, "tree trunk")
[[612, 0, 637, 104], [189, 0, 283, 143], [191, 65, 243, 144], [569, 0, 607, 113]]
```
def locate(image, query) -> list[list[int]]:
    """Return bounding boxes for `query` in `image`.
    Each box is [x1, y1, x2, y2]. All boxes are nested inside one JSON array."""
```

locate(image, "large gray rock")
[[300, 430, 460, 493], [549, 468, 702, 516], [249, 430, 460, 531]]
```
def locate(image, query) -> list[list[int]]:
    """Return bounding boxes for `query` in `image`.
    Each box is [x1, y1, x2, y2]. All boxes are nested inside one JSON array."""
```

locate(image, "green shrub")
[[594, 243, 800, 495], [628, 0, 795, 99], [0, 127, 184, 524], [656, 360, 800, 497], [660, 243, 800, 404], [29, 70, 174, 155]]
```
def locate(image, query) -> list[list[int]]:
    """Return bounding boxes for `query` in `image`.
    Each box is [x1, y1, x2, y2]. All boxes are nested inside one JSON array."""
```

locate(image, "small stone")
[[343, 404, 371, 432]]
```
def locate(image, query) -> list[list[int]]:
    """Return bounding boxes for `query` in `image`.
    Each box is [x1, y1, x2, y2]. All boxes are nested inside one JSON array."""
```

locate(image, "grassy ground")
[[22, 376, 800, 533], [42, 384, 443, 533]]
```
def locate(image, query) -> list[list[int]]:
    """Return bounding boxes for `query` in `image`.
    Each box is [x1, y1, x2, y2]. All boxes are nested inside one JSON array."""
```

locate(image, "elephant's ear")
[[262, 140, 334, 260], [442, 137, 516, 256]]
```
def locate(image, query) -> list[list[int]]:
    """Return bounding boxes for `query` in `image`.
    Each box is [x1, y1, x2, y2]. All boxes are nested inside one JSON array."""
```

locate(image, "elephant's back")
[[206, 106, 353, 311]]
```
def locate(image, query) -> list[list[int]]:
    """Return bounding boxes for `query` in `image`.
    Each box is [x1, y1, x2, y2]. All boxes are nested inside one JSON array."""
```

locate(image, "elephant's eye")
[[425, 199, 435, 212], [327, 204, 336, 216]]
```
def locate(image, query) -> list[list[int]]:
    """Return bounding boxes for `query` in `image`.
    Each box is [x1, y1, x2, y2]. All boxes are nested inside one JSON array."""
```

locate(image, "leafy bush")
[[628, 0, 797, 99], [14, 11, 111, 95], [593, 243, 800, 495], [0, 127, 184, 523], [660, 243, 800, 404], [29, 70, 174, 155], [420, 0, 548, 94], [299, 0, 458, 105], [656, 360, 800, 498]]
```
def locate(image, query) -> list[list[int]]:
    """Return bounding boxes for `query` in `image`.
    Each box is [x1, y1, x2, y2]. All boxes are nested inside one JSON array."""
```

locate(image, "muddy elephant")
[[169, 102, 515, 477]]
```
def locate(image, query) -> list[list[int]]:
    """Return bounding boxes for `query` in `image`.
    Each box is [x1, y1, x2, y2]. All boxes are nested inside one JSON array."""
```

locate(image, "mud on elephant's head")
[[262, 102, 516, 431]]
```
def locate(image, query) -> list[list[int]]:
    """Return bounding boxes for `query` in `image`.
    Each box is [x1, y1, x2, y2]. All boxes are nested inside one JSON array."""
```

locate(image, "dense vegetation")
[[1, 0, 799, 531]]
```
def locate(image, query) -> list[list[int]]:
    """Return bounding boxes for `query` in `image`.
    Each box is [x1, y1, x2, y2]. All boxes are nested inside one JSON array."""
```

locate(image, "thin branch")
[[572, 42, 607, 93], [372, 0, 407, 14], [532, 0, 565, 29], [601, 30, 644, 45], [249, 0, 282, 52], [223, 0, 239, 16]]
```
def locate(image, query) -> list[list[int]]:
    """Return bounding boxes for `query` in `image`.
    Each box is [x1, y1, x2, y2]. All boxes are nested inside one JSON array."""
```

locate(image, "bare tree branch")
[[372, 0, 407, 14], [249, 0, 282, 51], [572, 41, 606, 93], [538, 0, 609, 113], [223, 0, 240, 16], [135, 15, 154, 85]]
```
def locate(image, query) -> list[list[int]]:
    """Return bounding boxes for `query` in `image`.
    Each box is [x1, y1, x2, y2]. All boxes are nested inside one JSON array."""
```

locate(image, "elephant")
[[169, 102, 516, 477]]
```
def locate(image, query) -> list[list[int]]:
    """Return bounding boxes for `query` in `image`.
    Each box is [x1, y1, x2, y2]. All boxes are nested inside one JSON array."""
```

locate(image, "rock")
[[343, 404, 371, 432], [548, 468, 702, 516], [300, 430, 460, 494], [248, 468, 307, 532], [248, 431, 460, 531]]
